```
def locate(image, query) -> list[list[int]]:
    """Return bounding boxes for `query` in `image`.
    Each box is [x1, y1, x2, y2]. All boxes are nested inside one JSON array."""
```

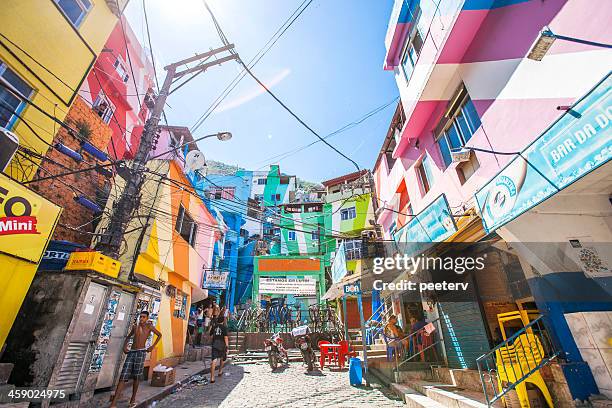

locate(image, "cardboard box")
[[151, 369, 175, 387]]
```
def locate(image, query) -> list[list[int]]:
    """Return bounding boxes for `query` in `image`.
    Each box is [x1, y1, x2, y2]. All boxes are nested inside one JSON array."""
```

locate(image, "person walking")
[[209, 315, 228, 383], [110, 311, 161, 408]]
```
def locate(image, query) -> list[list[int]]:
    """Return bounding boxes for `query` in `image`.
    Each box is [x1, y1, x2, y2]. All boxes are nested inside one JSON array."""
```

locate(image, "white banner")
[[259, 277, 316, 295]]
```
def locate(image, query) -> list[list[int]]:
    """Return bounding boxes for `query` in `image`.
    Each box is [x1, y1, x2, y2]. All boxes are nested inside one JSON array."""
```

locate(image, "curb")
[[134, 363, 212, 408]]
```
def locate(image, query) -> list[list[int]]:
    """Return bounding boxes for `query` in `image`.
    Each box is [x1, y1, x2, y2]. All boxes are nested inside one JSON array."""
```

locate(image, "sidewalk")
[[87, 360, 212, 408]]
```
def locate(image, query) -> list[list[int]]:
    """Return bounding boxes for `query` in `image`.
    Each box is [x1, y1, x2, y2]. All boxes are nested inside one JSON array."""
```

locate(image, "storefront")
[[0, 172, 61, 354], [474, 73, 612, 399]]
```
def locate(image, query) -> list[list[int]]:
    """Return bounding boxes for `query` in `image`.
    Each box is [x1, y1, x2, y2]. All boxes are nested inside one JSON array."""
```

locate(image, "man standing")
[[110, 310, 161, 408], [209, 315, 228, 383]]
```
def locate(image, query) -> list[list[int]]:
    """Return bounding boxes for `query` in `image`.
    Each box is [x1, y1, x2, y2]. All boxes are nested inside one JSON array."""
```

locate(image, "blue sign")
[[393, 194, 457, 245], [476, 73, 612, 233], [332, 241, 348, 283], [344, 280, 361, 296], [202, 270, 230, 289]]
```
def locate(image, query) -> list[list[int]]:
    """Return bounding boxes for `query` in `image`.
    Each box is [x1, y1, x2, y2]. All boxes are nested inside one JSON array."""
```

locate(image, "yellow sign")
[[0, 173, 61, 264]]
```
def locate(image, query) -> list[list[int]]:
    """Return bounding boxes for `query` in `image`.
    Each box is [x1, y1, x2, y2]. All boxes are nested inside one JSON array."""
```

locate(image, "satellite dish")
[[185, 150, 206, 172]]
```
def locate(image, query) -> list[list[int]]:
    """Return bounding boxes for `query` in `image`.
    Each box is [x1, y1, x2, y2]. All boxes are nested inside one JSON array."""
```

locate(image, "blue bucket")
[[348, 357, 362, 386]]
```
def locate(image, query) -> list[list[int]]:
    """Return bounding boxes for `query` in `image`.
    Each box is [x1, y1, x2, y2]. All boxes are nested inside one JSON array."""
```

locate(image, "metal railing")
[[364, 301, 392, 345], [235, 303, 344, 336], [392, 317, 444, 377], [476, 315, 558, 406]]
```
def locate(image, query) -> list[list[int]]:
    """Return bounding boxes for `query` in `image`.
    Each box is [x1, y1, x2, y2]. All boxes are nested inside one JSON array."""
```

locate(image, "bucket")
[[348, 357, 362, 386]]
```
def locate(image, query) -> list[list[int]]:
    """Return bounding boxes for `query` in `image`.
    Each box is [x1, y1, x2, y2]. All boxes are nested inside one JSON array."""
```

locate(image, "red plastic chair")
[[338, 340, 356, 369], [318, 340, 331, 369]]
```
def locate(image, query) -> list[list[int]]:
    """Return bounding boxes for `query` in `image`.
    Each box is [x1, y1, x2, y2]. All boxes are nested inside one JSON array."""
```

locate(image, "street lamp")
[[148, 131, 232, 160], [527, 26, 612, 61]]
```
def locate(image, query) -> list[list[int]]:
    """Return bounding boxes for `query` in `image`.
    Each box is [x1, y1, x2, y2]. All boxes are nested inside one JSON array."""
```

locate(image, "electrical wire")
[[200, 2, 360, 171], [190, 0, 313, 133], [115, 3, 142, 111]]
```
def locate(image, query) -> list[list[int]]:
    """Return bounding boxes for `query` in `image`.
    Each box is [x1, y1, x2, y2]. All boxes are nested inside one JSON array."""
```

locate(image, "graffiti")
[[89, 290, 121, 372]]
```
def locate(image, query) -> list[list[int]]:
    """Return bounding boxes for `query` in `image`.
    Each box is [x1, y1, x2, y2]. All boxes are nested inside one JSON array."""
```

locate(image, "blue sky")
[[125, 0, 398, 182]]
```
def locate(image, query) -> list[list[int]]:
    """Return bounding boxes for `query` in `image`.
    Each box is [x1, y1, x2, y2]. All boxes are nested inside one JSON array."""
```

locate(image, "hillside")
[[206, 160, 323, 191]]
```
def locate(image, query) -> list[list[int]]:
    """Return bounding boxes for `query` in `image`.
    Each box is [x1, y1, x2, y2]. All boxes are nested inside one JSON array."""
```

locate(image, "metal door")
[[96, 291, 135, 389], [52, 282, 107, 392]]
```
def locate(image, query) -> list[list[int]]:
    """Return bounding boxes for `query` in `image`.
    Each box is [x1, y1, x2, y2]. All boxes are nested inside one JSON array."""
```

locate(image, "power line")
[[190, 0, 313, 134], [200, 2, 360, 171], [115, 4, 142, 111], [251, 96, 400, 168]]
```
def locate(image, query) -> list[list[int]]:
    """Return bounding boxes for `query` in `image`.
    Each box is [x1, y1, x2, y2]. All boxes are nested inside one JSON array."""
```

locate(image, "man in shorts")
[[110, 310, 161, 408], [209, 315, 228, 383]]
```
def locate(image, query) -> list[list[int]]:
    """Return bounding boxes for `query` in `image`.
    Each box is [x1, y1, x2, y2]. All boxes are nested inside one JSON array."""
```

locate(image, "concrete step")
[[405, 379, 501, 408], [390, 383, 445, 408]]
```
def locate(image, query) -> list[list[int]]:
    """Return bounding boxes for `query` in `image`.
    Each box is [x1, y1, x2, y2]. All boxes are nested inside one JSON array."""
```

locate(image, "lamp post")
[[527, 27, 612, 61], [147, 131, 232, 161]]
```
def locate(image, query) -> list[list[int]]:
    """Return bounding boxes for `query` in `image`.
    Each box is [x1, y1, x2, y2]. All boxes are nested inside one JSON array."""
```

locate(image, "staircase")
[[389, 369, 504, 408], [348, 328, 388, 360], [228, 331, 246, 355]]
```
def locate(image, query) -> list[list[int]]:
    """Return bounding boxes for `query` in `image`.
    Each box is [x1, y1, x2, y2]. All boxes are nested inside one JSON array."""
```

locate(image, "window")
[[416, 154, 435, 195], [0, 62, 34, 129], [340, 206, 357, 221], [436, 87, 482, 167], [175, 204, 198, 247], [257, 178, 267, 185], [288, 231, 296, 241], [270, 193, 281, 202], [456, 152, 480, 184], [113, 57, 130, 83], [208, 187, 235, 200], [311, 231, 319, 241], [55, 0, 92, 28], [92, 91, 115, 124], [401, 27, 424, 82], [344, 239, 362, 260]]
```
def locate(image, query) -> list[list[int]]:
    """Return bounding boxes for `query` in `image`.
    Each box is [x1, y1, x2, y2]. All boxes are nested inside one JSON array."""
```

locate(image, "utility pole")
[[96, 44, 238, 260]]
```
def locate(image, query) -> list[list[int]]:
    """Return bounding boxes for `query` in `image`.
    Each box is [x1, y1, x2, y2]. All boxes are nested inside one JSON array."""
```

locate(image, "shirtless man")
[[110, 310, 161, 408]]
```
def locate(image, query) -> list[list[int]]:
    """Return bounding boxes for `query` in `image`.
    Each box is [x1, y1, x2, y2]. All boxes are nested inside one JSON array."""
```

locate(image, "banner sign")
[[393, 194, 457, 244], [476, 73, 612, 233], [331, 241, 348, 283], [0, 173, 61, 263], [202, 270, 230, 289], [259, 277, 316, 295], [344, 280, 361, 296]]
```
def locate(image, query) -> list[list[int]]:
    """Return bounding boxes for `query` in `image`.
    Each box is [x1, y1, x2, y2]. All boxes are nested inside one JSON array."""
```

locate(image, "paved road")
[[156, 361, 404, 408]]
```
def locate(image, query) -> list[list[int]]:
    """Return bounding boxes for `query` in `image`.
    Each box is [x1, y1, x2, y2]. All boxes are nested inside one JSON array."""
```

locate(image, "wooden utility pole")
[[96, 45, 238, 259]]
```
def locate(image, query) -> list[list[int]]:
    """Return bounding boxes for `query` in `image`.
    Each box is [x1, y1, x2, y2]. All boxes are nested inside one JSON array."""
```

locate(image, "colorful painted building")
[[189, 170, 253, 310], [94, 126, 218, 370], [79, 19, 155, 160], [375, 0, 612, 402], [1, 0, 126, 182]]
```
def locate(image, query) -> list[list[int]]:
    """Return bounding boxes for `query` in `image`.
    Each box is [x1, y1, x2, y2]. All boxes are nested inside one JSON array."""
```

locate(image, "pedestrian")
[[196, 307, 204, 345], [110, 311, 161, 408], [187, 309, 197, 346], [209, 315, 228, 383]]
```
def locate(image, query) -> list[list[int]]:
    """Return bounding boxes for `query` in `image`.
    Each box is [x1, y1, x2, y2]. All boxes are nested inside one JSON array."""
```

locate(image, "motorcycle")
[[264, 333, 288, 370], [292, 325, 316, 372]]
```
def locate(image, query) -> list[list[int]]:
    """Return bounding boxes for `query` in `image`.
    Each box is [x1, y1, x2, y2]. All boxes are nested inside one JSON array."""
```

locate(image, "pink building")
[[80, 18, 155, 160], [375, 0, 612, 403]]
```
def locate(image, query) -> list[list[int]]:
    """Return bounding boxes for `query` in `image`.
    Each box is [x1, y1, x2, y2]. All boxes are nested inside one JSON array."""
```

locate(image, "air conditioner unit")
[[0, 127, 19, 172], [451, 148, 471, 163]]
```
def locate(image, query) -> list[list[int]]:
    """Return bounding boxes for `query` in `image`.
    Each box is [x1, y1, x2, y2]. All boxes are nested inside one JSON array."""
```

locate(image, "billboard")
[[259, 277, 317, 295], [202, 269, 230, 289], [393, 193, 457, 246], [476, 73, 612, 233]]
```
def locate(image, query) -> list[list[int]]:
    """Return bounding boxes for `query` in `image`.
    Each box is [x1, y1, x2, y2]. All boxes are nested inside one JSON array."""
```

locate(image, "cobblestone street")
[[156, 361, 404, 408]]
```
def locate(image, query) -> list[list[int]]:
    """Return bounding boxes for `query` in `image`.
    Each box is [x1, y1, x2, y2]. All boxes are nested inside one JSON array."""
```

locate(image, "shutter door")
[[438, 301, 490, 369]]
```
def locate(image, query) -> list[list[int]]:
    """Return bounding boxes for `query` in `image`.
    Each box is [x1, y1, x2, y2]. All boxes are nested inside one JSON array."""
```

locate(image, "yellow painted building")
[[0, 172, 62, 350], [1, 0, 125, 182]]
